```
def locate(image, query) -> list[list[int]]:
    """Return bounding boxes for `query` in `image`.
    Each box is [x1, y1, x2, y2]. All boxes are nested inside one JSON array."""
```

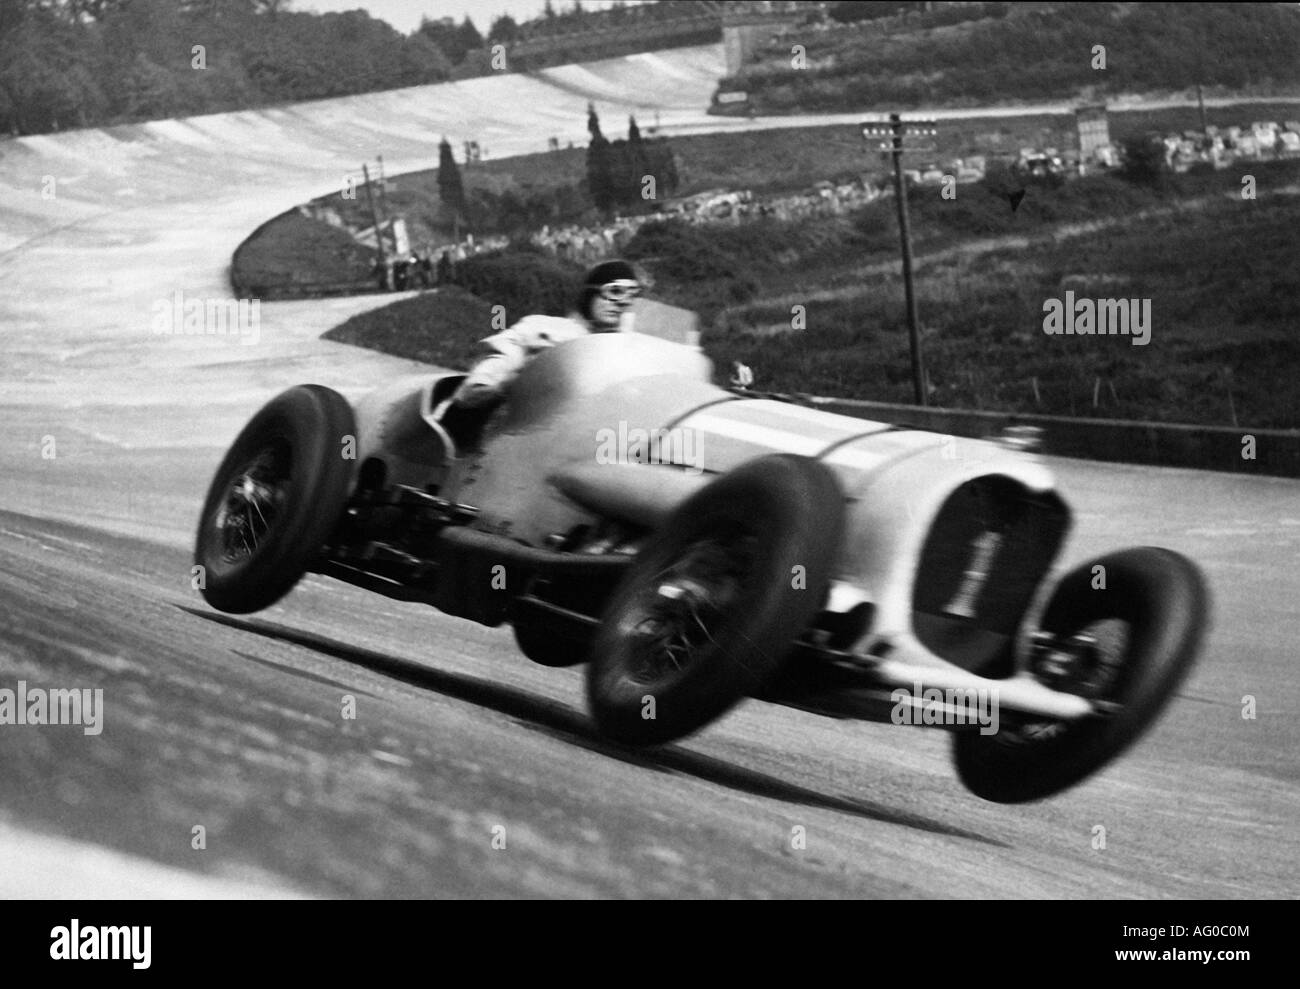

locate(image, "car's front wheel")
[[586, 454, 845, 746], [195, 385, 355, 614], [952, 547, 1209, 803]]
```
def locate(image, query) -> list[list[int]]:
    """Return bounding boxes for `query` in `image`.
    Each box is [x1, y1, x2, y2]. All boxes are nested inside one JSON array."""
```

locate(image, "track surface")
[[1, 45, 1297, 898]]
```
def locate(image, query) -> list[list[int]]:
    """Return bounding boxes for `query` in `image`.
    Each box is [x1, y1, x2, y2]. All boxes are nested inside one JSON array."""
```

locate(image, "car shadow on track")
[[179, 606, 1005, 846]]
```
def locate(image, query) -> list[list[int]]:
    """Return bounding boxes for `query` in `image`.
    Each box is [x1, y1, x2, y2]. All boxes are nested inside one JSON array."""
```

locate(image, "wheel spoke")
[[662, 640, 686, 671], [249, 493, 269, 530], [623, 530, 759, 683], [689, 605, 717, 646], [211, 444, 290, 566]]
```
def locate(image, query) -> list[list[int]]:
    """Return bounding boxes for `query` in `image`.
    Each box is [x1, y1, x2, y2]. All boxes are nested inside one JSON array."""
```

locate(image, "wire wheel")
[[587, 454, 845, 746], [211, 443, 291, 567], [953, 547, 1209, 802], [195, 385, 355, 614]]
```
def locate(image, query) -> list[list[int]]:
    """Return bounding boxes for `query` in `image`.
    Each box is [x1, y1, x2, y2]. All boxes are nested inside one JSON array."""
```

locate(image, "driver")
[[451, 259, 642, 410]]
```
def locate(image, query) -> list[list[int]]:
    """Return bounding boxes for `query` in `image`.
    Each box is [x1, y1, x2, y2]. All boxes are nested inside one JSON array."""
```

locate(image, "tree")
[[393, 31, 452, 85], [419, 15, 472, 64], [456, 15, 482, 53], [626, 115, 648, 203], [102, 0, 188, 76], [438, 136, 467, 230], [585, 103, 615, 212], [119, 51, 185, 119], [487, 14, 519, 45], [587, 131, 615, 214], [182, 0, 260, 22], [0, 5, 106, 133]]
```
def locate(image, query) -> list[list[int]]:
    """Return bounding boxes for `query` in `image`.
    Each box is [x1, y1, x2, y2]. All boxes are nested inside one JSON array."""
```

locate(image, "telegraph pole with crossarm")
[[863, 114, 938, 406]]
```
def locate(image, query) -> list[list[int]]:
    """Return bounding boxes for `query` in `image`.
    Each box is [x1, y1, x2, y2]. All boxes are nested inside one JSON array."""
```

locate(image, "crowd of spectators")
[[370, 233, 514, 292], [530, 217, 645, 264], [1003, 117, 1300, 186], [1157, 120, 1300, 173], [518, 176, 890, 263]]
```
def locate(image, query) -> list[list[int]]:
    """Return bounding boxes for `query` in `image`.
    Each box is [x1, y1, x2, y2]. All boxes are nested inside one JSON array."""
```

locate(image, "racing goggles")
[[598, 280, 641, 303]]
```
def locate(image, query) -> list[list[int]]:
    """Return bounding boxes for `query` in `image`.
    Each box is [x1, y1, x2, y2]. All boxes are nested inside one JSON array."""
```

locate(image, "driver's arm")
[[454, 347, 526, 408], [452, 315, 584, 408]]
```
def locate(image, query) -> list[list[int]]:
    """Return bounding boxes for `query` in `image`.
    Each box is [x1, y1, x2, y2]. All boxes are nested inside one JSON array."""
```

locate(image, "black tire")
[[587, 454, 845, 746], [953, 547, 1209, 803], [195, 385, 355, 614]]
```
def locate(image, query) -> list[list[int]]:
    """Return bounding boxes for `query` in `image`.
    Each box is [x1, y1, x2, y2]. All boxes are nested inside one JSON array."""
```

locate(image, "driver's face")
[[589, 280, 640, 331]]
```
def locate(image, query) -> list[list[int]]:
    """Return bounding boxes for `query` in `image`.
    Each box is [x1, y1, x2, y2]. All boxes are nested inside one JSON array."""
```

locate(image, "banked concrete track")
[[0, 44, 1297, 898]]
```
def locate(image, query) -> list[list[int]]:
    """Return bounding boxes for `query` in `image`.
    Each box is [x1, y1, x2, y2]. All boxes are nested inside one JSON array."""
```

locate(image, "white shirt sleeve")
[[455, 315, 590, 407]]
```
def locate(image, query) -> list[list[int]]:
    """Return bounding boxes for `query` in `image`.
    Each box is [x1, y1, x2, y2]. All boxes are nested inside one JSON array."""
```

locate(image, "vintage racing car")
[[195, 332, 1209, 802]]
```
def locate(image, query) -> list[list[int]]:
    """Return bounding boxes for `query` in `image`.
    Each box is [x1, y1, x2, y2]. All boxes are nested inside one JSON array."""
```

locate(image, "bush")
[[1120, 134, 1170, 186], [624, 219, 759, 321], [624, 219, 746, 282], [450, 249, 582, 322]]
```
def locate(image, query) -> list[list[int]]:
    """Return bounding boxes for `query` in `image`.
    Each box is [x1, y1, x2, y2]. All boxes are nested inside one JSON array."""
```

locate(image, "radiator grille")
[[912, 476, 1070, 673]]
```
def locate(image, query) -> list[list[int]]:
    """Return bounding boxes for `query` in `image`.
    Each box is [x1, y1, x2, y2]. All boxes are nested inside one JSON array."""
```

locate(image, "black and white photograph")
[[0, 0, 1295, 924]]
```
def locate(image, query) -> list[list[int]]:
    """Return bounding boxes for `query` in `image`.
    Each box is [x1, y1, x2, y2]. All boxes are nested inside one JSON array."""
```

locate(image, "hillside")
[[328, 158, 1300, 430], [717, 3, 1300, 114]]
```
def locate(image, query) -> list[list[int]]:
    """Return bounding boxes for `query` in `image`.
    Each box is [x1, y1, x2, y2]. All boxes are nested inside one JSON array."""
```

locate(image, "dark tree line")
[[586, 105, 678, 215], [416, 15, 481, 65], [0, 0, 519, 136]]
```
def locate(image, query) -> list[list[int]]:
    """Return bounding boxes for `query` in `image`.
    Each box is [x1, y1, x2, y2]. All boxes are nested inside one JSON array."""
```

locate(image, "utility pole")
[[362, 162, 388, 287], [864, 114, 938, 406], [376, 155, 392, 231], [375, 155, 398, 257]]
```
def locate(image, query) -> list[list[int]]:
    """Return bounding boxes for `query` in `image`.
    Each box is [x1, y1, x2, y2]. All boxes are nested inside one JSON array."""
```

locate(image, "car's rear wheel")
[[195, 385, 355, 614], [952, 547, 1209, 803], [587, 455, 845, 745]]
